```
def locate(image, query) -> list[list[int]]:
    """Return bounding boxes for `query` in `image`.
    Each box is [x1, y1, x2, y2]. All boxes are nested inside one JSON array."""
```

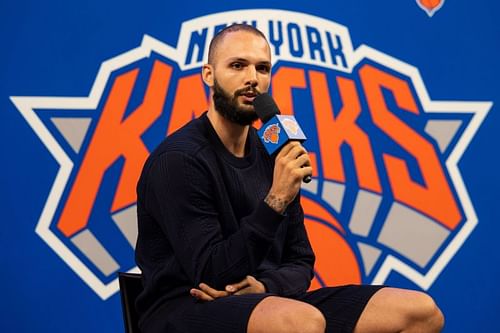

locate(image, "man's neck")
[[207, 108, 249, 158]]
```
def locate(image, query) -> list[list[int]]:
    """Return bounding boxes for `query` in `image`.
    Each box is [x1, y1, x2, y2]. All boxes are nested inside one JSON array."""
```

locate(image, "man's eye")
[[257, 65, 270, 73], [231, 62, 243, 69]]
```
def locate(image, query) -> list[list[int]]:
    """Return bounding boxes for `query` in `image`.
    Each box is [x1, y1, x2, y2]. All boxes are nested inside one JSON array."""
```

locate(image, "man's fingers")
[[190, 288, 214, 301], [226, 280, 249, 293], [292, 153, 311, 168], [276, 141, 301, 160], [232, 276, 257, 294], [299, 166, 313, 181], [199, 283, 229, 298], [279, 142, 307, 162], [232, 276, 266, 295], [233, 286, 251, 296], [246, 275, 257, 283], [290, 144, 308, 160], [226, 277, 250, 293]]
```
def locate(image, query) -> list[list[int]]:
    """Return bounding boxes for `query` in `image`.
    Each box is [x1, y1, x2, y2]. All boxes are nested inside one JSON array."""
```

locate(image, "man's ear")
[[202, 64, 214, 87]]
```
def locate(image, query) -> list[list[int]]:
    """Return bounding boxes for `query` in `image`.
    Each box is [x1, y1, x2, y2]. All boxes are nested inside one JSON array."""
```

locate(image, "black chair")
[[118, 272, 143, 333]]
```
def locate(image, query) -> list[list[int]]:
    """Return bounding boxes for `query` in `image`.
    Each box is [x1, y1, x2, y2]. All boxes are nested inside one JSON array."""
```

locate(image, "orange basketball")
[[302, 197, 361, 290]]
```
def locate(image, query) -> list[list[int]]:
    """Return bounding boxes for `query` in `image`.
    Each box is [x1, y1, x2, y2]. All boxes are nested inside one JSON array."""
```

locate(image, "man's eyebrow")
[[225, 58, 271, 66], [226, 57, 249, 63], [257, 61, 272, 66]]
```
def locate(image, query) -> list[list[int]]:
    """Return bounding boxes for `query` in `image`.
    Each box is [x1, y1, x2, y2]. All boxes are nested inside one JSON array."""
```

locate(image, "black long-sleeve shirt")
[[135, 112, 315, 324]]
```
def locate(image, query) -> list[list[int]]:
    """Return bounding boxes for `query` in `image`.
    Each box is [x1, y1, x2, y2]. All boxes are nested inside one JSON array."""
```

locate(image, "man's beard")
[[212, 79, 259, 126]]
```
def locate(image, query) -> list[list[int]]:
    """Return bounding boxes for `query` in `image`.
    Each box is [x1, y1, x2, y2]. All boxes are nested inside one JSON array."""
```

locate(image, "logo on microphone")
[[262, 123, 281, 144], [11, 9, 490, 299]]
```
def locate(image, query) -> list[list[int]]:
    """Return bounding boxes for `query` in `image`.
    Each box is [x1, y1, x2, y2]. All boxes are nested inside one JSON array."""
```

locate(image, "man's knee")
[[408, 291, 445, 332], [357, 288, 444, 333], [278, 303, 325, 333], [248, 296, 325, 333], [292, 304, 326, 333]]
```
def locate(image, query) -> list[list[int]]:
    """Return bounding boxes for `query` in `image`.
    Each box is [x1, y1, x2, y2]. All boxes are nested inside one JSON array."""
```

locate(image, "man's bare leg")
[[246, 288, 443, 333], [354, 288, 444, 333], [247, 296, 326, 333]]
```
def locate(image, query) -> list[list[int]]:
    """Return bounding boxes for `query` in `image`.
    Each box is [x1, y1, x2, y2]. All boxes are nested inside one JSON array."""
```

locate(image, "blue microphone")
[[253, 93, 311, 183]]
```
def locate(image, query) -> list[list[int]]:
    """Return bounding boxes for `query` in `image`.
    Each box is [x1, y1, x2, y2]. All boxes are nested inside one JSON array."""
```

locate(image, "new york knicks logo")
[[262, 123, 281, 144], [11, 9, 491, 299]]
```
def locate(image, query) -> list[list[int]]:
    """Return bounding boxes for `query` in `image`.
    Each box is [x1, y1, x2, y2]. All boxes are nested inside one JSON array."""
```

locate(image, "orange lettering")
[[309, 70, 381, 193], [167, 74, 208, 135], [57, 60, 172, 236], [359, 64, 461, 229], [271, 67, 307, 115]]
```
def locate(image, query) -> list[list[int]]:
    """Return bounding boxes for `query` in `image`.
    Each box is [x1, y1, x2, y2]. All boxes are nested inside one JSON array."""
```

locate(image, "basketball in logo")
[[262, 123, 281, 144], [302, 195, 361, 289]]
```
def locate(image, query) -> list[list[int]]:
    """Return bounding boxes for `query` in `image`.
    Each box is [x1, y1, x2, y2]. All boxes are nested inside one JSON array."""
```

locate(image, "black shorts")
[[141, 285, 384, 333]]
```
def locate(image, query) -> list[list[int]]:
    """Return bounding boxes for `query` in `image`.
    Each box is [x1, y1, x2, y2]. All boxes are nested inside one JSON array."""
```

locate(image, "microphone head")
[[253, 93, 280, 123]]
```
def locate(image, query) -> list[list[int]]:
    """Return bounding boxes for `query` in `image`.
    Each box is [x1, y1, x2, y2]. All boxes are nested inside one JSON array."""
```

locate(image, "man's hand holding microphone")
[[253, 93, 313, 214]]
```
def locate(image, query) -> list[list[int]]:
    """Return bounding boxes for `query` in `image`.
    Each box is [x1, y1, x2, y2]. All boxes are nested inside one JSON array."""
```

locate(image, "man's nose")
[[245, 66, 258, 86]]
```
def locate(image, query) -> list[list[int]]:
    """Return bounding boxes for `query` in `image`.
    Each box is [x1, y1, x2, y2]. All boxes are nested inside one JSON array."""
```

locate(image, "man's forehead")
[[213, 30, 270, 61]]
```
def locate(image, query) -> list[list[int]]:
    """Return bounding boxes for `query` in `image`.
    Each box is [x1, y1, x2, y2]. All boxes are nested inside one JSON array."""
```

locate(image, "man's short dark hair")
[[207, 24, 268, 65]]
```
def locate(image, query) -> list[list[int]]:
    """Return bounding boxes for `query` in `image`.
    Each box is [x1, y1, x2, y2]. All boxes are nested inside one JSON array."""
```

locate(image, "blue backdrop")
[[1, 1, 499, 332]]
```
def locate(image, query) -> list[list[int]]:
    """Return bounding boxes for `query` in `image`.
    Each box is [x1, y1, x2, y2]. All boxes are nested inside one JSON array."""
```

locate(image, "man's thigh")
[[352, 287, 443, 333], [142, 285, 383, 333], [247, 296, 326, 333], [300, 285, 384, 333]]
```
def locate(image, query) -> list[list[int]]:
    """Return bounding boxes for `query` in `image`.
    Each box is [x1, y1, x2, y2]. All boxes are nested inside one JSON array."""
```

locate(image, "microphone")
[[253, 93, 312, 183]]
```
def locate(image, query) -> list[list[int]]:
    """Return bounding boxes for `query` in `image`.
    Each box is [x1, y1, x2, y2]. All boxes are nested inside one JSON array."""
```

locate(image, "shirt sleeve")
[[257, 196, 316, 297], [144, 151, 284, 290]]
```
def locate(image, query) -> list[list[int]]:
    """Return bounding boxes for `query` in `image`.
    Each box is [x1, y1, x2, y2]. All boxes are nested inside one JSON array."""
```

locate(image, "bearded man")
[[135, 24, 444, 333]]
